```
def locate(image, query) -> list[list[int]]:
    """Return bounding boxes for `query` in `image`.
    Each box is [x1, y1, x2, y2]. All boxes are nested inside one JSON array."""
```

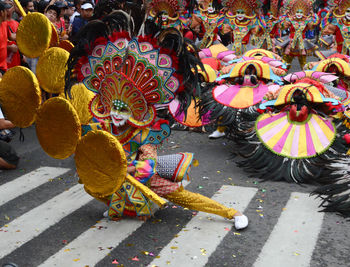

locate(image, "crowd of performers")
[[2, 0, 350, 231]]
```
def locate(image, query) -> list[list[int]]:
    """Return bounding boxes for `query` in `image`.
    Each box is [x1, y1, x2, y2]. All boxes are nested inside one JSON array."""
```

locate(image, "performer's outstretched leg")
[[164, 186, 248, 229], [298, 55, 307, 69], [283, 55, 294, 70]]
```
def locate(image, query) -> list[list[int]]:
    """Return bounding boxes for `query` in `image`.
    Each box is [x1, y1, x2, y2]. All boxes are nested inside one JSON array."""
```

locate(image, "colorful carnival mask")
[[222, 0, 258, 20], [236, 9, 246, 21], [287, 0, 312, 19], [207, 2, 215, 13], [110, 99, 132, 127], [161, 12, 169, 21], [78, 37, 180, 132], [295, 9, 304, 19], [346, 7, 350, 19]]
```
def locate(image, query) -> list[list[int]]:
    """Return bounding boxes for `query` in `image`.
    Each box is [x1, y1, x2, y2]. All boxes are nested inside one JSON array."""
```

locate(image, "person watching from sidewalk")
[[0, 106, 19, 169], [5, 0, 20, 69], [0, 0, 12, 78], [70, 1, 93, 37]]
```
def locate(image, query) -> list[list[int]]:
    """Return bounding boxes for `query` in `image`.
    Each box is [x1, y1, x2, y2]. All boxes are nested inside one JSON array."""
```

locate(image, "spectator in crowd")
[[19, 0, 34, 14], [5, 0, 20, 69], [66, 0, 74, 18], [0, 0, 11, 77], [63, 13, 69, 30], [71, 1, 93, 37], [49, 2, 69, 40], [44, 4, 60, 23], [0, 106, 19, 169], [69, 0, 83, 29], [36, 0, 49, 13]]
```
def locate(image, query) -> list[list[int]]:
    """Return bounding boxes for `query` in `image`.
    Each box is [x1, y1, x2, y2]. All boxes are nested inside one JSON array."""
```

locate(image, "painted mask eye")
[[120, 107, 129, 113]]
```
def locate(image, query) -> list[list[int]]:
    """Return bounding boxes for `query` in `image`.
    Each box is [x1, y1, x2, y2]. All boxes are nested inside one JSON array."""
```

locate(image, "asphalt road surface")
[[1, 55, 350, 267]]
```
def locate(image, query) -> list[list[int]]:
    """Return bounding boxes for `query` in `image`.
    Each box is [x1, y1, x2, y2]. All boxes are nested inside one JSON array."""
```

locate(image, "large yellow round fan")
[[16, 13, 52, 58], [36, 97, 81, 159], [75, 130, 128, 198], [36, 47, 69, 94], [0, 66, 41, 128], [59, 83, 94, 124]]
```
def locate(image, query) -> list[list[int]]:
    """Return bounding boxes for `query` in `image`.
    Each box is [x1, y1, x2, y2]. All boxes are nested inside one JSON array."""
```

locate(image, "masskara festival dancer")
[[320, 0, 350, 56], [277, 0, 319, 69], [255, 0, 282, 53], [0, 11, 249, 229], [201, 49, 285, 139], [221, 0, 261, 56], [67, 24, 249, 229], [190, 0, 226, 49], [143, 0, 190, 33]]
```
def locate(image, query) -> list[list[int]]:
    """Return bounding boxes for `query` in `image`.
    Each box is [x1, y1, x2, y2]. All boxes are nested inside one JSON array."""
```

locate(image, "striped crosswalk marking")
[[0, 167, 70, 206], [0, 184, 93, 258], [149, 185, 258, 267], [253, 192, 324, 267], [39, 181, 191, 267], [0, 165, 333, 267], [39, 218, 145, 266]]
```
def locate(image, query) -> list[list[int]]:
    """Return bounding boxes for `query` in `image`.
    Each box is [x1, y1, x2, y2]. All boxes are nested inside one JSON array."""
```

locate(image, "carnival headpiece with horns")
[[268, 0, 281, 18], [198, 0, 223, 12], [146, 0, 187, 20], [286, 0, 314, 16], [222, 0, 259, 17], [329, 0, 350, 16]]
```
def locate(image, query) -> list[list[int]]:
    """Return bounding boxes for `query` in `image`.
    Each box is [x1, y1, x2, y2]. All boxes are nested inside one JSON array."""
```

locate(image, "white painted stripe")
[[0, 167, 70, 206], [39, 181, 191, 267], [253, 192, 324, 267], [39, 218, 145, 267], [149, 185, 258, 267], [0, 184, 93, 258]]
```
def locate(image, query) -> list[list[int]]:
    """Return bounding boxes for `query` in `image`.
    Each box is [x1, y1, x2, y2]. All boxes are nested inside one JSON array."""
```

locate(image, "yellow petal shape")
[[36, 97, 81, 159], [17, 13, 52, 58], [36, 47, 69, 94], [75, 130, 127, 197], [0, 66, 41, 127]]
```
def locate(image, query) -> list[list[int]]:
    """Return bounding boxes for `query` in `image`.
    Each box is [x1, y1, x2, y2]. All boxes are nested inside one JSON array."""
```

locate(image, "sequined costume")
[[191, 0, 225, 49], [320, 0, 350, 55], [221, 0, 261, 56], [254, 0, 281, 52], [277, 0, 319, 68], [144, 0, 190, 32]]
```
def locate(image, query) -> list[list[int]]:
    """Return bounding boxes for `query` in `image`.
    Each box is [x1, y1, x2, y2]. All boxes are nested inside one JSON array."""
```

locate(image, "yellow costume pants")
[[283, 55, 307, 70], [165, 186, 238, 219]]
